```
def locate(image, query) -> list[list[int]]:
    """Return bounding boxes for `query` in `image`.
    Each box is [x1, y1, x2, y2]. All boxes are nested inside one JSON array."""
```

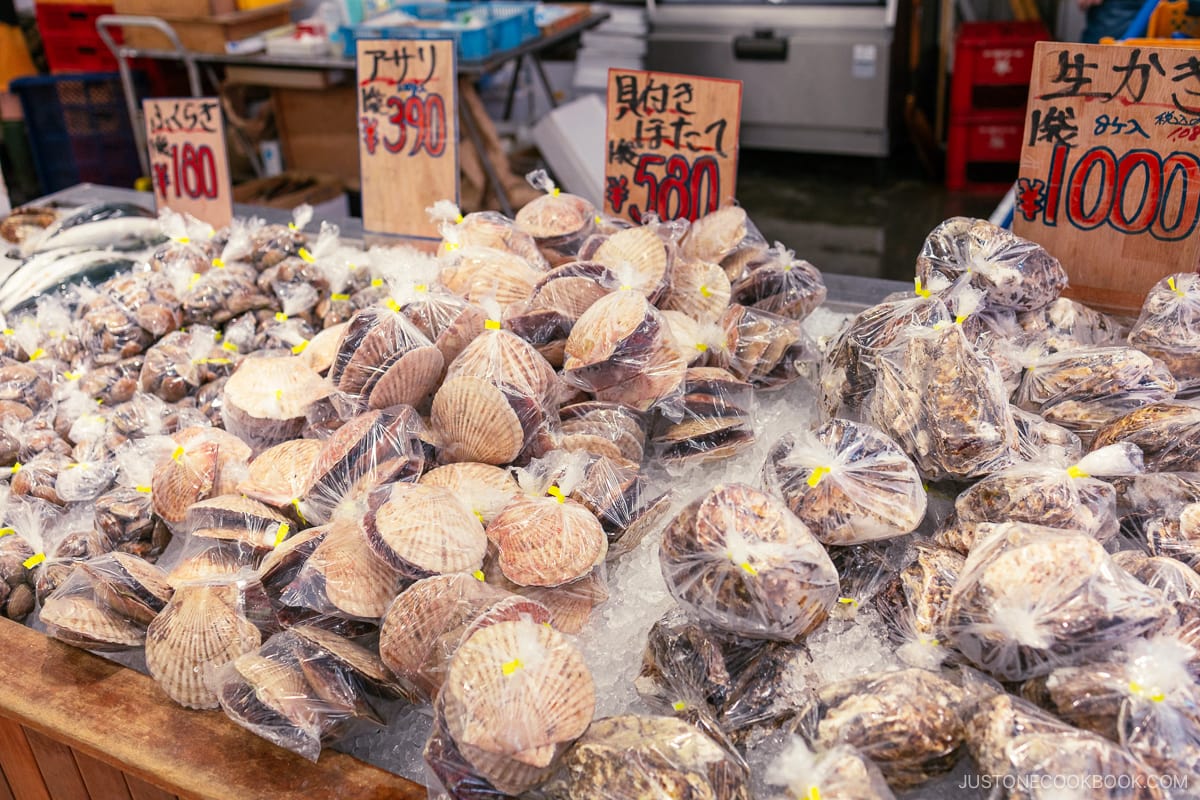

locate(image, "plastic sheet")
[[761, 418, 926, 545]]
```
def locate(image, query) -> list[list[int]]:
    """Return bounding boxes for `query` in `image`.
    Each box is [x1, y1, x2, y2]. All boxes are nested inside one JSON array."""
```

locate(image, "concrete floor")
[[736, 148, 1003, 282]]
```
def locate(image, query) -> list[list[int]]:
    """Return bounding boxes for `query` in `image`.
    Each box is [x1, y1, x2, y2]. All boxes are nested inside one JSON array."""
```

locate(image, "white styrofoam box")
[[580, 31, 647, 56], [531, 93, 605, 207]]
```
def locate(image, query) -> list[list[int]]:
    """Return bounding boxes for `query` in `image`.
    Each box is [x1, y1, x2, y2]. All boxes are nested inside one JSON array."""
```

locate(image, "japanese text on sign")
[[356, 40, 458, 241], [142, 98, 232, 228], [604, 69, 742, 224], [1014, 42, 1200, 313]]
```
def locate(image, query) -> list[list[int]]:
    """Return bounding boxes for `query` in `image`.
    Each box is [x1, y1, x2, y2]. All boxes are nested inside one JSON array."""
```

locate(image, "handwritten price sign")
[[1014, 42, 1200, 312], [143, 98, 232, 228], [604, 69, 742, 224], [357, 39, 459, 241]]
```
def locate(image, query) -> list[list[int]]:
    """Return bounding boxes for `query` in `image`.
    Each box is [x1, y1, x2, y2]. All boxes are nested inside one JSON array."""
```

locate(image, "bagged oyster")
[[729, 243, 826, 322], [1129, 273, 1200, 394], [761, 418, 925, 546], [949, 443, 1142, 545], [1017, 296, 1127, 352], [916, 217, 1067, 312], [872, 544, 964, 668], [764, 738, 896, 800], [538, 714, 750, 800], [1113, 552, 1200, 627], [866, 312, 1018, 482], [1092, 402, 1200, 473], [512, 171, 597, 266], [1015, 346, 1177, 443], [1012, 406, 1083, 463], [652, 367, 756, 465], [660, 483, 839, 642], [945, 525, 1169, 681]]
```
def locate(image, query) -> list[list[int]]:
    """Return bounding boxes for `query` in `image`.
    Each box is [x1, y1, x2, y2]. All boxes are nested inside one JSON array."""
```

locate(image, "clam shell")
[[238, 439, 322, 508], [366, 346, 444, 411], [40, 592, 146, 650], [379, 573, 511, 700], [432, 376, 525, 465], [420, 462, 521, 525], [299, 322, 347, 375], [442, 618, 595, 756], [145, 582, 262, 709], [662, 259, 732, 324], [187, 494, 290, 549], [682, 206, 748, 263], [303, 515, 404, 620], [366, 483, 488, 578], [592, 226, 668, 297], [488, 496, 608, 587]]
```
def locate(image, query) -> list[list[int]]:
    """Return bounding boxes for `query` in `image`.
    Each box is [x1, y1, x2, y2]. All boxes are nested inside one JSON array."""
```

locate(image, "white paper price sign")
[[143, 97, 233, 228]]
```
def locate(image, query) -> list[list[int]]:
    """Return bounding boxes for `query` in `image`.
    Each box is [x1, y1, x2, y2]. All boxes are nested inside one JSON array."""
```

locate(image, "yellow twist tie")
[[291, 498, 307, 525], [273, 523, 290, 548], [837, 597, 859, 607], [275, 312, 288, 323], [198, 357, 232, 366], [1, 329, 12, 336], [212, 258, 225, 269], [189, 272, 201, 287], [177, 236, 190, 244], [472, 569, 485, 581], [672, 700, 687, 711], [288, 222, 298, 231], [23, 553, 45, 569], [222, 341, 238, 353], [332, 292, 351, 302], [136, 486, 152, 494], [64, 371, 80, 381], [1066, 465, 1089, 479], [923, 637, 940, 647], [28, 348, 44, 361], [172, 446, 185, 461], [10, 462, 20, 474], [1169, 277, 1185, 297], [485, 319, 502, 331], [1129, 681, 1165, 702], [807, 787, 821, 800], [385, 298, 401, 313], [275, 389, 283, 403], [914, 277, 931, 298], [502, 658, 523, 676], [371, 278, 384, 288], [0, 528, 14, 537], [547, 485, 566, 503], [699, 285, 712, 298], [594, 215, 603, 225], [414, 284, 428, 293], [454, 213, 464, 224], [291, 341, 309, 355], [298, 247, 315, 264], [551, 187, 561, 197], [443, 241, 461, 252], [619, 284, 632, 291], [474, 511, 485, 524], [807, 466, 830, 487], [213, 331, 222, 341], [739, 561, 758, 576], [954, 313, 967, 325], [695, 342, 708, 353]]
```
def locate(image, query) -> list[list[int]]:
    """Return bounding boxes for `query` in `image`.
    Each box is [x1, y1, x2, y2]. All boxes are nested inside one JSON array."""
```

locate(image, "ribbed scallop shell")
[[458, 740, 560, 795], [531, 275, 611, 320], [446, 329, 556, 401], [682, 206, 748, 263], [145, 582, 262, 709], [223, 355, 331, 423], [442, 618, 595, 756], [367, 483, 487, 578], [420, 462, 521, 525], [515, 192, 593, 239], [379, 573, 511, 700], [187, 494, 290, 548], [366, 345, 444, 411], [432, 376, 525, 465], [232, 652, 319, 729], [307, 516, 404, 620], [662, 259, 732, 324], [41, 593, 146, 650], [258, 524, 326, 592], [592, 226, 668, 297], [239, 439, 322, 507], [488, 496, 607, 587], [402, 296, 487, 372], [299, 322, 347, 375], [152, 428, 253, 524], [519, 571, 609, 634], [563, 290, 655, 372], [86, 552, 173, 626], [440, 249, 544, 310], [168, 540, 259, 587]]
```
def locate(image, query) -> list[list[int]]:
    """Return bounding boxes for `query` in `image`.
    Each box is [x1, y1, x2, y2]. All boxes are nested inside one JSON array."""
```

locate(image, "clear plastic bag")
[[151, 426, 252, 526], [660, 483, 839, 642], [1017, 296, 1128, 353], [567, 452, 670, 559], [729, 243, 827, 323], [1012, 405, 1083, 464], [944, 524, 1169, 681], [558, 400, 647, 465], [440, 244, 546, 313], [872, 543, 964, 670], [1092, 401, 1200, 473], [916, 216, 1067, 312], [40, 551, 172, 651], [681, 206, 756, 266], [761, 418, 926, 545], [1129, 273, 1200, 394], [712, 304, 815, 391], [652, 367, 756, 465], [764, 738, 896, 800], [512, 171, 597, 267], [364, 481, 487, 580], [221, 354, 332, 452]]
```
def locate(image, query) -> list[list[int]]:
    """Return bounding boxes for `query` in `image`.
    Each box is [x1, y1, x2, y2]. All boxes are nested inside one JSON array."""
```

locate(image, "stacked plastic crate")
[[35, 0, 119, 73], [945, 21, 1050, 191]]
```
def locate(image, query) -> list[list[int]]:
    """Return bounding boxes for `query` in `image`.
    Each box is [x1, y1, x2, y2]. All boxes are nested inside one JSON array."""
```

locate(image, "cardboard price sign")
[[357, 39, 459, 241], [143, 97, 232, 228], [604, 68, 742, 224], [1013, 42, 1200, 313]]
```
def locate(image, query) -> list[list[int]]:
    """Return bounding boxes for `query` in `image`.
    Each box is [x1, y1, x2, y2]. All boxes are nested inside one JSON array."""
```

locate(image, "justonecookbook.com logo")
[[959, 773, 1190, 792]]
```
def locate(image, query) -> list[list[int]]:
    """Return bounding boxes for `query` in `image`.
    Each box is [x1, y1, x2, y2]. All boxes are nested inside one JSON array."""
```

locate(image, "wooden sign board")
[[143, 97, 233, 228], [1013, 41, 1200, 313], [604, 68, 743, 224], [357, 39, 459, 241]]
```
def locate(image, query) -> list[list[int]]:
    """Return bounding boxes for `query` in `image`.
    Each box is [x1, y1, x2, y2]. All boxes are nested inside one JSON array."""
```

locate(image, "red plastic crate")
[[35, 2, 114, 34], [946, 111, 1026, 191], [951, 21, 1050, 115], [44, 32, 118, 72]]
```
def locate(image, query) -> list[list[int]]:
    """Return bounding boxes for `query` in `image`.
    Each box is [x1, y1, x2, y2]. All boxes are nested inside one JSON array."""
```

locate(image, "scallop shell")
[[402, 296, 487, 372], [366, 483, 488, 578], [432, 376, 525, 465], [531, 274, 612, 320], [515, 192, 594, 240], [488, 496, 608, 587], [446, 329, 556, 402], [168, 540, 259, 587], [40, 593, 146, 650], [420, 462, 521, 525], [442, 618, 595, 757], [222, 356, 332, 448], [563, 290, 658, 380], [299, 322, 347, 375], [662, 259, 732, 324], [238, 439, 322, 508], [592, 341, 686, 412], [290, 623, 409, 698], [366, 346, 444, 411], [379, 573, 512, 700], [457, 213, 547, 267], [304, 515, 404, 620], [518, 571, 609, 634], [592, 226, 668, 297], [258, 524, 327, 593], [457, 740, 560, 795], [152, 427, 253, 525], [223, 652, 324, 741], [682, 206, 748, 263], [440, 249, 544, 310], [85, 551, 173, 625], [556, 432, 626, 462], [187, 494, 290, 549], [145, 582, 262, 709]]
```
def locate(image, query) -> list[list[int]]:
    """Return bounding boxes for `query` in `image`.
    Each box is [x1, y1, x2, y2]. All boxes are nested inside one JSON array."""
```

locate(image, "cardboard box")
[[233, 172, 348, 219], [113, 2, 289, 53], [112, 0, 235, 19], [271, 86, 359, 189]]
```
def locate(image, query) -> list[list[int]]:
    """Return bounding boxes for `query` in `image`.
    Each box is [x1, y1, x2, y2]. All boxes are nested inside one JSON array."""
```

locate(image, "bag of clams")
[[5, 182, 1200, 799]]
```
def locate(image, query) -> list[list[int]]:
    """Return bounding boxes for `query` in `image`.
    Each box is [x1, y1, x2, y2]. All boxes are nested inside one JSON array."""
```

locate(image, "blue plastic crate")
[[11, 72, 148, 195], [341, 2, 538, 61]]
